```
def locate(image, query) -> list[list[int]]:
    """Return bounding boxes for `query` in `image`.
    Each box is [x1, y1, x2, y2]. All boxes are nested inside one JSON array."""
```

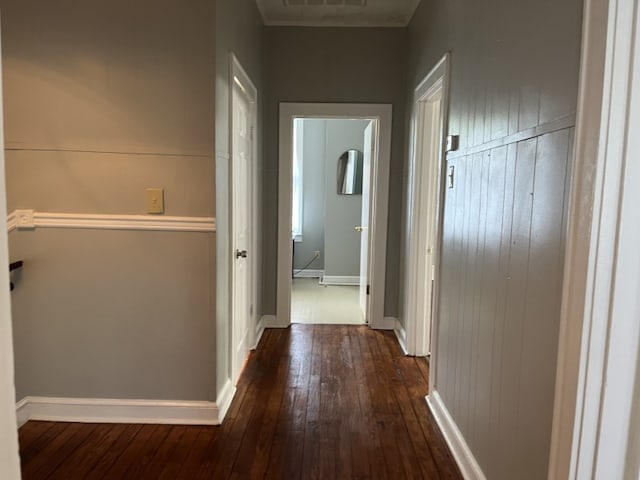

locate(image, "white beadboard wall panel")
[[435, 128, 573, 479]]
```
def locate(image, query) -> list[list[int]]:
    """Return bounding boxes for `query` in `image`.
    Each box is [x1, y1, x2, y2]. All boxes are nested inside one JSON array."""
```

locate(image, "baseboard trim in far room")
[[426, 391, 487, 480], [293, 269, 324, 279], [320, 275, 360, 286], [15, 396, 222, 428]]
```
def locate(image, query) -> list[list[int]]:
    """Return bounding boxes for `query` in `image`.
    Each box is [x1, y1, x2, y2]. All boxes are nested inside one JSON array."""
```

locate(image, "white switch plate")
[[146, 188, 164, 214], [15, 209, 35, 229]]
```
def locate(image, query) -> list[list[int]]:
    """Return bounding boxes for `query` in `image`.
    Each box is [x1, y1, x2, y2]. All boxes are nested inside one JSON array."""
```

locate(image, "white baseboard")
[[253, 317, 266, 349], [426, 391, 487, 480], [374, 316, 397, 330], [263, 315, 288, 329], [215, 379, 236, 423], [16, 398, 30, 427], [293, 269, 324, 278], [320, 275, 360, 286], [16, 396, 221, 427], [394, 318, 408, 355]]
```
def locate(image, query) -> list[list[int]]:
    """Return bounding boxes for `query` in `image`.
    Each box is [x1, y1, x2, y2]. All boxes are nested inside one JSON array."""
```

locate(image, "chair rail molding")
[[6, 210, 216, 233]]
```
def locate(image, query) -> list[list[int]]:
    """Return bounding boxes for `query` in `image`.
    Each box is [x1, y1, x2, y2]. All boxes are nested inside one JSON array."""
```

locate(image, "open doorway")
[[290, 118, 372, 325], [275, 104, 392, 330], [404, 54, 450, 358]]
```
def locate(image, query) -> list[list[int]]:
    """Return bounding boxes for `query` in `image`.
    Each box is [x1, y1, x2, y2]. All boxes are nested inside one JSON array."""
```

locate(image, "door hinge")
[[366, 284, 370, 295]]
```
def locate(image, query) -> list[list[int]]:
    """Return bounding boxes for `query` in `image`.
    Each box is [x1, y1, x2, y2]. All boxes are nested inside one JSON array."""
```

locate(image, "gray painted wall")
[[262, 27, 408, 316], [10, 229, 215, 401], [293, 119, 325, 271], [2, 0, 217, 402], [324, 119, 367, 278], [405, 0, 582, 478], [214, 0, 263, 395]]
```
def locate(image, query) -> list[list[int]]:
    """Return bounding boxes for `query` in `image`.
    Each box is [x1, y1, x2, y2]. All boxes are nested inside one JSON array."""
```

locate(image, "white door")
[[231, 75, 254, 385], [359, 121, 375, 321]]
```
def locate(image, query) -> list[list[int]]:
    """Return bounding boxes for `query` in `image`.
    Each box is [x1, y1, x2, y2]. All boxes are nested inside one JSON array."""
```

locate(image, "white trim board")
[[293, 269, 324, 278], [16, 396, 222, 428], [427, 391, 487, 480], [254, 316, 267, 349], [549, 0, 640, 477], [394, 318, 408, 355], [6, 211, 16, 233], [320, 275, 359, 286], [215, 379, 236, 423], [261, 314, 287, 329], [378, 316, 397, 331], [6, 210, 216, 233]]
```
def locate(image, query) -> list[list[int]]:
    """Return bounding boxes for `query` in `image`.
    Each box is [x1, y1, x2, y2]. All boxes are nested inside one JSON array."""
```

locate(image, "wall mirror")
[[337, 149, 363, 195]]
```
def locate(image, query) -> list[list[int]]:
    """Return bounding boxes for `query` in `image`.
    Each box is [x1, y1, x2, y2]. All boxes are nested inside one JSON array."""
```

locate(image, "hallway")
[[18, 325, 461, 479]]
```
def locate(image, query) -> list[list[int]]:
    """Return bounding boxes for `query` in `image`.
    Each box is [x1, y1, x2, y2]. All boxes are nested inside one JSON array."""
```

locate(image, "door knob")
[[355, 226, 364, 233], [235, 249, 247, 259]]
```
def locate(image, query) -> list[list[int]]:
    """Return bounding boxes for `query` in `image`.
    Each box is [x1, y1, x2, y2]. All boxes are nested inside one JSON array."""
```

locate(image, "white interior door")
[[359, 121, 375, 321], [231, 77, 254, 385]]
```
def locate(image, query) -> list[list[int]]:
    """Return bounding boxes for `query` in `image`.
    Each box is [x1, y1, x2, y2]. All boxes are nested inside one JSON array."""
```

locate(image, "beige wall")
[[262, 27, 408, 316], [214, 0, 263, 395], [405, 0, 582, 478], [3, 0, 217, 402]]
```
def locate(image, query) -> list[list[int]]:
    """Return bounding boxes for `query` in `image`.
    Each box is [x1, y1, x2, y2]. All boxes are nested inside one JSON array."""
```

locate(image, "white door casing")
[[549, 0, 640, 477], [230, 55, 257, 385], [277, 103, 392, 329], [359, 121, 375, 322], [0, 16, 21, 478], [405, 53, 450, 359]]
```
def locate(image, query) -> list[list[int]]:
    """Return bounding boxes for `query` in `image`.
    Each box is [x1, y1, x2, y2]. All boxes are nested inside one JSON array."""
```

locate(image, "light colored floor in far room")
[[291, 277, 365, 325]]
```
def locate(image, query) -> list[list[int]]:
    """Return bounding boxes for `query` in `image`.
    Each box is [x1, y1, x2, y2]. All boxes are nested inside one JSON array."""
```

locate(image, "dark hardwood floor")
[[18, 325, 461, 479]]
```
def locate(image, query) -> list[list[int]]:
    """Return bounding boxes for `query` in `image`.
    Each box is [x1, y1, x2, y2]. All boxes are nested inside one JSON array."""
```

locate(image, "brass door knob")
[[355, 226, 364, 233]]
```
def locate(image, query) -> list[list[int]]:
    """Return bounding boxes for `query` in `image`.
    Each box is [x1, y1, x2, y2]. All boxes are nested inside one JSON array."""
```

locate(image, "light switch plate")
[[146, 188, 164, 214], [447, 166, 455, 189]]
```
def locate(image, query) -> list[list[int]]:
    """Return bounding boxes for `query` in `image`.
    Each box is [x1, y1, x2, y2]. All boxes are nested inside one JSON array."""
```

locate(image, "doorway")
[[230, 55, 258, 385], [405, 54, 450, 358], [290, 117, 372, 325], [275, 104, 392, 329]]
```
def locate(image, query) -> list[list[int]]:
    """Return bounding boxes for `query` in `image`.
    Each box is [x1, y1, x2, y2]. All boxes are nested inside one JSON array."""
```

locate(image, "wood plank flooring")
[[18, 325, 461, 479]]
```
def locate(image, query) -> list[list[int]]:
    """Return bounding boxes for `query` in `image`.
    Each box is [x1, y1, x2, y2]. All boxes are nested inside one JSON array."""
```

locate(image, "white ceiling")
[[255, 0, 422, 27]]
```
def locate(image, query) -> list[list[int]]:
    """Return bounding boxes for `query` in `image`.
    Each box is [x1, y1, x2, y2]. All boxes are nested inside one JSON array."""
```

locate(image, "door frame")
[[275, 103, 392, 329], [548, 0, 640, 476], [404, 53, 450, 358], [0, 18, 21, 476], [229, 54, 258, 385]]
